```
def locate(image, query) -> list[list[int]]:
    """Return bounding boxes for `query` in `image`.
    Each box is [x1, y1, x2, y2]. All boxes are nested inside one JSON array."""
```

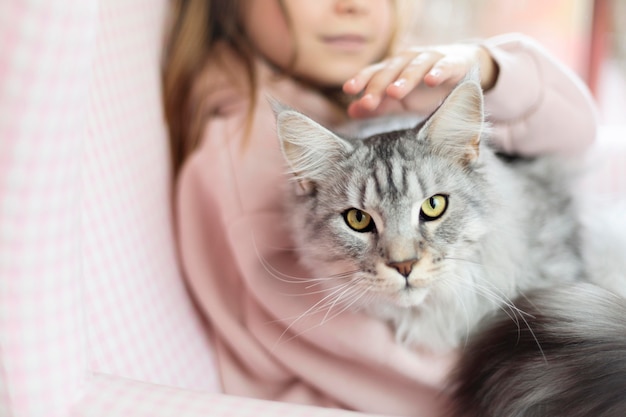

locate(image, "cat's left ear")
[[275, 107, 353, 194], [418, 75, 485, 164]]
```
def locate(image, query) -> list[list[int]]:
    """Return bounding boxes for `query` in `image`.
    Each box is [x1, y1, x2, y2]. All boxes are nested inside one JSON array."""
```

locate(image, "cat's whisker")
[[271, 288, 361, 351], [272, 280, 360, 349], [287, 269, 361, 292], [496, 290, 547, 362], [280, 279, 358, 297], [484, 292, 546, 363], [263, 287, 351, 326], [444, 256, 484, 267], [299, 269, 360, 286], [474, 285, 525, 327], [294, 281, 355, 315], [446, 274, 522, 327], [256, 242, 360, 290], [441, 262, 537, 327], [254, 248, 308, 283], [321, 288, 370, 326], [253, 233, 336, 283], [271, 278, 375, 351], [303, 281, 333, 290], [320, 288, 355, 325], [478, 282, 537, 323], [300, 270, 360, 290], [447, 275, 546, 361], [475, 285, 526, 337], [271, 321, 323, 351], [320, 280, 371, 325], [450, 274, 514, 343], [516, 291, 542, 313], [465, 277, 521, 315]]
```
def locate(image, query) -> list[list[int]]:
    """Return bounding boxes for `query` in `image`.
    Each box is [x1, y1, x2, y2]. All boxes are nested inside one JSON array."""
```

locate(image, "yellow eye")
[[420, 194, 448, 221], [343, 208, 375, 232]]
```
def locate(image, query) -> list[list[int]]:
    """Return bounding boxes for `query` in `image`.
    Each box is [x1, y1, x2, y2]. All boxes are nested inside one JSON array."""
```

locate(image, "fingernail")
[[347, 78, 360, 89], [393, 78, 407, 89], [344, 78, 360, 93], [429, 68, 441, 78], [362, 93, 379, 109]]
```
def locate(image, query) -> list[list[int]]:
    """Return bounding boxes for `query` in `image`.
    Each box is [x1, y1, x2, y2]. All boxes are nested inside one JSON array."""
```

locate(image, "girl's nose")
[[335, 0, 368, 15]]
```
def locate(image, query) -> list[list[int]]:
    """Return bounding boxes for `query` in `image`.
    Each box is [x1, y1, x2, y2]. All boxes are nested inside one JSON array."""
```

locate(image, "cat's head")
[[275, 78, 492, 311]]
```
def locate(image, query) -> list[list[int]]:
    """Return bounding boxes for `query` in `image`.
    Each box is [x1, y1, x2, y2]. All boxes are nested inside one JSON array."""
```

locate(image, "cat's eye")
[[343, 208, 375, 233], [420, 194, 448, 221]]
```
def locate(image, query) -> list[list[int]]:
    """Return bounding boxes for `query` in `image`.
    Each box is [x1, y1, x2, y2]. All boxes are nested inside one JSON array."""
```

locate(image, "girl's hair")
[[162, 0, 255, 174], [162, 0, 410, 175]]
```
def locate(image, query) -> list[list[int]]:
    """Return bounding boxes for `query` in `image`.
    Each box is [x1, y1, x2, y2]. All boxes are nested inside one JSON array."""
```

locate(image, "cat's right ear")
[[275, 107, 353, 194], [417, 75, 486, 164]]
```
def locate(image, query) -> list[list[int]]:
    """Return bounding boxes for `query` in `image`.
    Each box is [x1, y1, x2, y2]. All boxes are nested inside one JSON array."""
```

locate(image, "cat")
[[274, 76, 626, 416], [275, 77, 587, 352]]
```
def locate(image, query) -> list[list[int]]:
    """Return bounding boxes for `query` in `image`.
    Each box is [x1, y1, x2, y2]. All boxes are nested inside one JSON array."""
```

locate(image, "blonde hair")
[[162, 0, 406, 175], [162, 0, 254, 173]]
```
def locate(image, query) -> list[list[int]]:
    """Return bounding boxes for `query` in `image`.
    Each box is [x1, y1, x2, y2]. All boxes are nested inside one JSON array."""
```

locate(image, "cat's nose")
[[387, 259, 417, 278]]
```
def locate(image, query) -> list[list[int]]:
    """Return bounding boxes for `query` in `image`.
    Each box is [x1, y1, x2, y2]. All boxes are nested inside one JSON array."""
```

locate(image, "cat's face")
[[276, 79, 491, 311]]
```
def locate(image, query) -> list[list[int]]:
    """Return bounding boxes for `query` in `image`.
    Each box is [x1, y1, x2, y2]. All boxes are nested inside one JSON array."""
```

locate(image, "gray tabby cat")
[[274, 77, 626, 416]]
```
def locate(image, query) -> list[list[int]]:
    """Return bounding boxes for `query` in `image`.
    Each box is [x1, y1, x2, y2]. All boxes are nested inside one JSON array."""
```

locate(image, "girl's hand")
[[343, 44, 498, 118]]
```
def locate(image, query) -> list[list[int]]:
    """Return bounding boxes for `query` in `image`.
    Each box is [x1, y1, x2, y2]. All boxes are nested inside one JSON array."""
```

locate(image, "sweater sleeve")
[[482, 33, 598, 156]]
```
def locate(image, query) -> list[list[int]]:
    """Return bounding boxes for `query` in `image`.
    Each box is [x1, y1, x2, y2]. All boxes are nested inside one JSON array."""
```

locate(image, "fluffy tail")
[[447, 283, 626, 417]]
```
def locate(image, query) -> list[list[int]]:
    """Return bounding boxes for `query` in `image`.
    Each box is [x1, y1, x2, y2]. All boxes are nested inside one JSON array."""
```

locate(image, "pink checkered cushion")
[[0, 0, 220, 416], [1, 2, 97, 416], [81, 0, 218, 390]]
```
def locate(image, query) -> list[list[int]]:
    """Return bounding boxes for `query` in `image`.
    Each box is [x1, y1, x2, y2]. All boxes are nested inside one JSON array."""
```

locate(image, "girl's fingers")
[[347, 95, 404, 119], [345, 45, 488, 114], [343, 62, 387, 95], [348, 53, 416, 110], [347, 100, 378, 119], [347, 50, 438, 111], [385, 51, 442, 99], [423, 57, 467, 87]]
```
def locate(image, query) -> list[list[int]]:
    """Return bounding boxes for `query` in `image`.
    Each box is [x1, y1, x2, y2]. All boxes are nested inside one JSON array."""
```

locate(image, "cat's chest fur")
[[275, 79, 584, 352]]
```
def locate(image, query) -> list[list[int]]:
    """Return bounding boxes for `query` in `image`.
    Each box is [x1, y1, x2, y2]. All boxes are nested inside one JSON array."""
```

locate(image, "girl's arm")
[[481, 33, 597, 156], [343, 33, 597, 156]]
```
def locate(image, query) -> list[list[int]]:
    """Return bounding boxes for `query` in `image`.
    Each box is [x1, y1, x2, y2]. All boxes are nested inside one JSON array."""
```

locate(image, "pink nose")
[[387, 259, 417, 278]]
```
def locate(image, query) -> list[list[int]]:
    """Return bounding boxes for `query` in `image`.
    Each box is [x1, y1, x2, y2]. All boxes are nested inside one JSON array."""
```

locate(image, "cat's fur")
[[274, 77, 626, 416], [449, 282, 626, 417]]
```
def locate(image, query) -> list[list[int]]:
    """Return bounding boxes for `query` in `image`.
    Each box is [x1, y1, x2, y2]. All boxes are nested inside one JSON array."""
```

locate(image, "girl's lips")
[[322, 35, 368, 52]]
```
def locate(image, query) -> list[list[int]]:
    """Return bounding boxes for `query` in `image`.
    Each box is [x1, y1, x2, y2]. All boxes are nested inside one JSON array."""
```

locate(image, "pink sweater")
[[176, 34, 597, 416]]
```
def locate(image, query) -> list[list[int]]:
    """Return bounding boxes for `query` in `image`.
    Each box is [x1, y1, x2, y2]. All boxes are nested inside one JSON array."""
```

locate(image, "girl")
[[162, 1, 597, 416]]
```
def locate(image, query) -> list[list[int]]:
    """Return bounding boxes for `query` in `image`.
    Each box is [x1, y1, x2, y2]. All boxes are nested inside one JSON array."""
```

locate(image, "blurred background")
[[410, 0, 626, 127]]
